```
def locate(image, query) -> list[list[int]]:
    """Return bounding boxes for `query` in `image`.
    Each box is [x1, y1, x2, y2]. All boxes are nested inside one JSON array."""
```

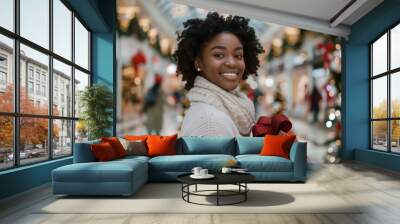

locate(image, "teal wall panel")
[[342, 44, 369, 159], [0, 158, 72, 199], [91, 0, 116, 135], [65, 0, 110, 32], [355, 149, 400, 172], [91, 31, 116, 135]]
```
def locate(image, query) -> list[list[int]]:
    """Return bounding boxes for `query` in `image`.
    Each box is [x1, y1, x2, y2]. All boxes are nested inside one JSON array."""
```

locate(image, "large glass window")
[[74, 69, 89, 118], [372, 34, 387, 77], [20, 44, 49, 116], [74, 69, 89, 142], [19, 117, 49, 165], [0, 0, 91, 170], [53, 0, 72, 60], [53, 59, 72, 117], [0, 53, 8, 90], [74, 18, 89, 70], [0, 116, 13, 170], [0, 35, 14, 113], [371, 23, 400, 154], [53, 119, 72, 158], [391, 24, 400, 70], [0, 0, 14, 32], [20, 0, 49, 49]]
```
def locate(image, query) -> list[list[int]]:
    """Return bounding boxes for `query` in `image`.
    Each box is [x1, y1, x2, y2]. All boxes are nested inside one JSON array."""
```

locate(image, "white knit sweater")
[[179, 102, 240, 137]]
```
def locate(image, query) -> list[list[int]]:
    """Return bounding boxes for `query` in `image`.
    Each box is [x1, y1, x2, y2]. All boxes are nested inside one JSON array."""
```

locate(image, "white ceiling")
[[228, 0, 353, 22], [172, 0, 384, 37]]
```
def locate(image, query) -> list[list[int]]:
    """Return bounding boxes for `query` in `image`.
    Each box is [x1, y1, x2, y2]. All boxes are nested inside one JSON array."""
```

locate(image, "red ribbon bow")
[[252, 114, 292, 137]]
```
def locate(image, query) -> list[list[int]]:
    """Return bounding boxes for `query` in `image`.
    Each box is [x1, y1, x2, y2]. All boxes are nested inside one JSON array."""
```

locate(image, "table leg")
[[245, 183, 247, 201], [187, 184, 190, 202], [217, 184, 219, 206]]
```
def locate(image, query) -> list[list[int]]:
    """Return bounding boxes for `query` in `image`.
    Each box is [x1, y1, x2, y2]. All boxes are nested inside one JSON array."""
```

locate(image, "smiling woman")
[[174, 12, 264, 137], [196, 32, 245, 91]]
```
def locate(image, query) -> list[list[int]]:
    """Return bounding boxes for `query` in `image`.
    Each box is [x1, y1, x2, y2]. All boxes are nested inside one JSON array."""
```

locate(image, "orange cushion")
[[91, 142, 118, 161], [101, 137, 127, 158], [146, 134, 178, 157], [124, 135, 148, 142], [260, 134, 296, 159]]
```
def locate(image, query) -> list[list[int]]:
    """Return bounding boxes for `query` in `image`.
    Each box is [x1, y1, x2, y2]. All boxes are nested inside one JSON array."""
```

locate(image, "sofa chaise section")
[[52, 142, 149, 196]]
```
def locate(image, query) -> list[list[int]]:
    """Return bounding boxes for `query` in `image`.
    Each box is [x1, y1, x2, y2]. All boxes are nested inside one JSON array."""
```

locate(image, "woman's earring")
[[196, 67, 201, 72]]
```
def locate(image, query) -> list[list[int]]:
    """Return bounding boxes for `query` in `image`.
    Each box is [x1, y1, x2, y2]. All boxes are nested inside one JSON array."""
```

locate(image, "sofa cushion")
[[148, 154, 235, 172], [147, 134, 177, 157], [101, 137, 127, 158], [236, 137, 264, 155], [236, 155, 293, 172], [91, 142, 118, 161], [124, 135, 149, 142], [260, 134, 296, 159], [176, 137, 236, 155], [119, 138, 147, 156]]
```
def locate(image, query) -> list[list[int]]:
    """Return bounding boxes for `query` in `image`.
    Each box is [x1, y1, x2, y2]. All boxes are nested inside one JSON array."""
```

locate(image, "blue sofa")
[[52, 137, 307, 196]]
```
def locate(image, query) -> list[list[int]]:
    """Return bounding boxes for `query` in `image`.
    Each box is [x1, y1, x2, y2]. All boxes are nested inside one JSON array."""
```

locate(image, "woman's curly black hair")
[[173, 12, 265, 90]]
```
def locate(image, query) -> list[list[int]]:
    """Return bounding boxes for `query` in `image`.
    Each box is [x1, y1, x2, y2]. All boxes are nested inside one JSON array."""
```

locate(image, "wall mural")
[[115, 0, 343, 164]]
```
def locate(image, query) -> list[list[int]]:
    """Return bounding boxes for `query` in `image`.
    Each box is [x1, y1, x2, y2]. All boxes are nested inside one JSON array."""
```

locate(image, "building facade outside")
[[0, 41, 77, 168]]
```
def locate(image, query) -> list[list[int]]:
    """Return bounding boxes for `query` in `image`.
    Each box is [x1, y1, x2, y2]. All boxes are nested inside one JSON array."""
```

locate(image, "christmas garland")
[[118, 17, 172, 59], [267, 30, 305, 62]]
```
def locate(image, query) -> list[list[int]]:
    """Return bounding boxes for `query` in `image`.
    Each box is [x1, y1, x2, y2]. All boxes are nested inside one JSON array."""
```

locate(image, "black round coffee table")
[[177, 173, 255, 206]]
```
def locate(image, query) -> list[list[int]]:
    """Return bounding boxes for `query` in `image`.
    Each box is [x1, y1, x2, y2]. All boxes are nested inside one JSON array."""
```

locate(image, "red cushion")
[[101, 137, 126, 158], [91, 142, 118, 161], [146, 134, 177, 157], [260, 134, 296, 159]]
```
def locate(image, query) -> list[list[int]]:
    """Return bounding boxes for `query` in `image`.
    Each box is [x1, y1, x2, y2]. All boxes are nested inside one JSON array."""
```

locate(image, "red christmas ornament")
[[317, 41, 335, 69], [131, 50, 147, 72], [154, 73, 163, 85]]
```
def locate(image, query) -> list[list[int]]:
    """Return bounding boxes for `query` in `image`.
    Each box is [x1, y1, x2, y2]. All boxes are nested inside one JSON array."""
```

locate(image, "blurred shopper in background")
[[142, 74, 164, 134], [308, 81, 322, 123], [273, 83, 286, 115]]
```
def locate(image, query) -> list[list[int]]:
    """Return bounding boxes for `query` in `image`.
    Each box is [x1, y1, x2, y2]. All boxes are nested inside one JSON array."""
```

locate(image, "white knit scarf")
[[187, 76, 255, 136]]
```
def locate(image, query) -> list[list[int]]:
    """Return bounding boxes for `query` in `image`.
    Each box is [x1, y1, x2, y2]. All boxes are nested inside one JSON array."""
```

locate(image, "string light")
[[326, 120, 333, 128]]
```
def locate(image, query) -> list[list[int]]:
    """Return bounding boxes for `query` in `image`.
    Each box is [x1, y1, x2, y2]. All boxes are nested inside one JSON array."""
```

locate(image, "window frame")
[[0, 0, 92, 171], [370, 20, 400, 154]]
